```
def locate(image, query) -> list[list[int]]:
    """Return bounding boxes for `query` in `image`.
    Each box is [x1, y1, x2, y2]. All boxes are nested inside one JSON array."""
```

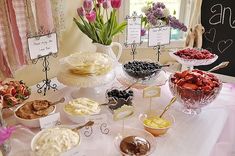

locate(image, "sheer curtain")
[[188, 0, 202, 29], [0, 0, 57, 79]]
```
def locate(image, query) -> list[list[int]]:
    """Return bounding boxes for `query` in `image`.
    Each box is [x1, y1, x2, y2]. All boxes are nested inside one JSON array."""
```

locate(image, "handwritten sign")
[[39, 112, 60, 129], [148, 26, 171, 46], [126, 18, 141, 44], [143, 86, 161, 98], [28, 33, 58, 59]]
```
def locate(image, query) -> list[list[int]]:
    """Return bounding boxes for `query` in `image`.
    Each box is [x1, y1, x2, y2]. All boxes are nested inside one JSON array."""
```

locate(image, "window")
[[119, 0, 193, 48]]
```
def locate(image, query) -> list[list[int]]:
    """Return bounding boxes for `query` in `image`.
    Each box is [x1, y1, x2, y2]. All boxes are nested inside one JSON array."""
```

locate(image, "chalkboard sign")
[[200, 0, 235, 77]]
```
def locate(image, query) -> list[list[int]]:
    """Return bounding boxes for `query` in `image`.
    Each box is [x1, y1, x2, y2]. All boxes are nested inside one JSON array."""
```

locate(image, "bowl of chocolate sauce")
[[114, 128, 156, 156]]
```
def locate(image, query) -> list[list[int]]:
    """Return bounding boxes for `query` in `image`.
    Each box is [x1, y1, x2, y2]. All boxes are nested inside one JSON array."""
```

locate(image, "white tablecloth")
[[5, 77, 235, 156]]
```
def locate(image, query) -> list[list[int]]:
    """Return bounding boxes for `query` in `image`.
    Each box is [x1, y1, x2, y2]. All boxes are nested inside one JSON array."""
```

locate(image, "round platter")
[[169, 50, 218, 67]]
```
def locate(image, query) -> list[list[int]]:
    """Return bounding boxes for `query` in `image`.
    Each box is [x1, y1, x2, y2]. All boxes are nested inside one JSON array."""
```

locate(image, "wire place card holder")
[[27, 32, 58, 95], [148, 26, 171, 62], [124, 12, 143, 60]]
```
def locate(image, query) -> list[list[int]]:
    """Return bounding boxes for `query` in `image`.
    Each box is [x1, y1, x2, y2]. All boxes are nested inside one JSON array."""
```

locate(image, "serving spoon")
[[159, 97, 177, 118], [33, 97, 65, 116]]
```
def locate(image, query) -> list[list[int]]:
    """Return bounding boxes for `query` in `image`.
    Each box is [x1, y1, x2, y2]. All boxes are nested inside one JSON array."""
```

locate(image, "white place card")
[[126, 18, 141, 44], [85, 114, 107, 127], [28, 33, 58, 59], [39, 112, 60, 129], [148, 26, 171, 46]]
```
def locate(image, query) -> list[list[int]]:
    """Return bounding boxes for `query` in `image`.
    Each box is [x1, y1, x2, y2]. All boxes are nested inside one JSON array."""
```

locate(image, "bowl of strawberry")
[[169, 70, 222, 115], [169, 48, 218, 66]]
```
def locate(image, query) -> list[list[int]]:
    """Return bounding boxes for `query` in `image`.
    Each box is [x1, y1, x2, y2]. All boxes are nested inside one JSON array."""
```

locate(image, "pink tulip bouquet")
[[74, 0, 127, 45]]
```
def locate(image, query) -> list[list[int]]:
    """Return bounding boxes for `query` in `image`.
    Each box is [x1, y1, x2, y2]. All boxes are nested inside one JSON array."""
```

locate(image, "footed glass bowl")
[[168, 74, 222, 115]]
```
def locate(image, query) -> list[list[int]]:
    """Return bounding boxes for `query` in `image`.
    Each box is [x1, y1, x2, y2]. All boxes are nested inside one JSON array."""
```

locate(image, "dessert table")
[[4, 74, 235, 156]]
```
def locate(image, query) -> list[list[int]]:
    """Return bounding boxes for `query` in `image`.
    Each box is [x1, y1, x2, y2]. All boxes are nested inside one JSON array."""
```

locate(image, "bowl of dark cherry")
[[106, 88, 134, 111]]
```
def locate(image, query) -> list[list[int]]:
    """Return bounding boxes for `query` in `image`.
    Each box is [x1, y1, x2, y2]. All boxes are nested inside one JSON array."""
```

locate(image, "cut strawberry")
[[182, 83, 198, 90]]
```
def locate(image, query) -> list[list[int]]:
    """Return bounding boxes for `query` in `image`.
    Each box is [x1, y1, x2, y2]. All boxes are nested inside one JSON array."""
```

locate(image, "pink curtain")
[[0, 0, 55, 79], [35, 0, 54, 33]]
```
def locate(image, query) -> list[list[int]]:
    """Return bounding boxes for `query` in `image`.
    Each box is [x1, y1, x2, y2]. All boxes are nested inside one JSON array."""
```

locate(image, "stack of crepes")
[[66, 53, 113, 76]]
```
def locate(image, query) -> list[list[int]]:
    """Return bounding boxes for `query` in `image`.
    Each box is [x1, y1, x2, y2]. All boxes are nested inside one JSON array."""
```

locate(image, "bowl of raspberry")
[[169, 48, 218, 66]]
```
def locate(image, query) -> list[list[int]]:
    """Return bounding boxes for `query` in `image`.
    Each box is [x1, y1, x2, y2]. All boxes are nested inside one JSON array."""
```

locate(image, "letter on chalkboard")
[[223, 7, 235, 28], [209, 4, 222, 25]]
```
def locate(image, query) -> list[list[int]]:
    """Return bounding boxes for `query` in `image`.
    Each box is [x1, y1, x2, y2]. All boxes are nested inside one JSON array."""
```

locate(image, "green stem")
[[105, 9, 109, 22]]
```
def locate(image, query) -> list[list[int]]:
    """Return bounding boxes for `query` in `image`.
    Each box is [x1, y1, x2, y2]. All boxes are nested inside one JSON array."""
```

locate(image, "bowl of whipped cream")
[[31, 127, 80, 156], [63, 97, 101, 123]]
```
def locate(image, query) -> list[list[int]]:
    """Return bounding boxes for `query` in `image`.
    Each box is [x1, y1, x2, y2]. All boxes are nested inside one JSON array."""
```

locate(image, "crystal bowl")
[[168, 73, 222, 115], [122, 60, 162, 80]]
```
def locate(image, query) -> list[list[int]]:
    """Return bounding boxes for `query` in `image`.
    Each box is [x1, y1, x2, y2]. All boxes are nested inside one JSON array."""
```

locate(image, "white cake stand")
[[57, 69, 115, 102], [57, 52, 115, 103]]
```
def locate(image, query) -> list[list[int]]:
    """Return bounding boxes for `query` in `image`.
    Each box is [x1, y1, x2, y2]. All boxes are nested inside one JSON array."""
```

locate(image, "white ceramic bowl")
[[63, 106, 100, 124], [14, 103, 56, 128], [31, 126, 81, 155]]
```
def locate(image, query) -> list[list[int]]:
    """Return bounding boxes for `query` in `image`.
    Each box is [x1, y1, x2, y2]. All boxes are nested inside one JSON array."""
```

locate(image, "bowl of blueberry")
[[123, 60, 164, 80], [106, 88, 134, 111]]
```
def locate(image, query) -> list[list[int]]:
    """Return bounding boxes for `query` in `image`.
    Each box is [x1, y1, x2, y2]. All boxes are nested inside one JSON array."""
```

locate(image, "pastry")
[[15, 100, 54, 119]]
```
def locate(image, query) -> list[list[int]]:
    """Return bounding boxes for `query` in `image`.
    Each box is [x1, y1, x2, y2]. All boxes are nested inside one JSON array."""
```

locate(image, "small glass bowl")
[[105, 87, 134, 110], [114, 127, 156, 156], [122, 60, 162, 81], [139, 111, 175, 137], [168, 74, 222, 115]]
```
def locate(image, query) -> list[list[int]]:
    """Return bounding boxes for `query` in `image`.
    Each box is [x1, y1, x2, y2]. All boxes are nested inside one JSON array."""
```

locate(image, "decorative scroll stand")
[[153, 44, 161, 62], [124, 12, 143, 60], [32, 53, 58, 96]]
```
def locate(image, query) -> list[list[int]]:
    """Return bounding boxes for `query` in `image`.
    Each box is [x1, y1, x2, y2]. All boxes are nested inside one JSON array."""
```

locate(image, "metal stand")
[[32, 53, 58, 96], [124, 12, 143, 60], [125, 42, 140, 60], [153, 45, 161, 62]]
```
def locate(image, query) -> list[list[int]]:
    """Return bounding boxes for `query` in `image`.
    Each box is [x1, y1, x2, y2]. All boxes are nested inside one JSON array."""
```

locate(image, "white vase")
[[93, 42, 123, 62]]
